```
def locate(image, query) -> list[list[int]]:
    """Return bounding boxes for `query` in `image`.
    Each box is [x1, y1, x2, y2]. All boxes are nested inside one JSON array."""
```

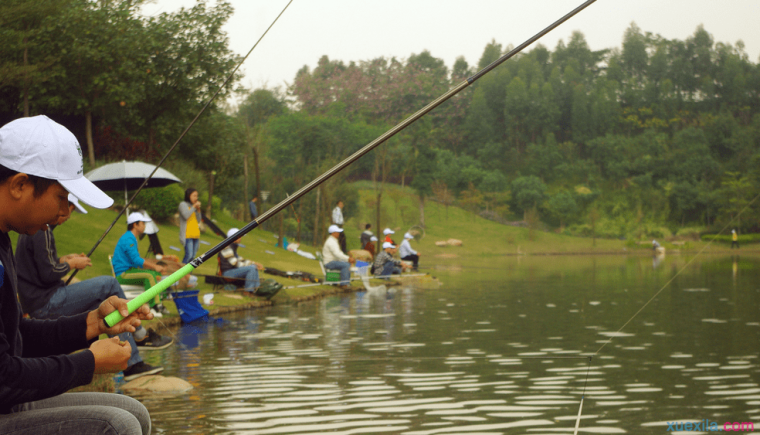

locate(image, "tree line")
[[3, 1, 760, 241]]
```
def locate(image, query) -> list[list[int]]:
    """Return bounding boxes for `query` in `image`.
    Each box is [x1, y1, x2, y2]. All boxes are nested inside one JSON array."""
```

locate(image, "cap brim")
[[59, 176, 114, 209], [72, 201, 88, 214]]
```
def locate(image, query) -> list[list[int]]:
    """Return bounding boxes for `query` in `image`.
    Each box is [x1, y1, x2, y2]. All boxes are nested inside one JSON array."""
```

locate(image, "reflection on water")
[[136, 255, 760, 433]]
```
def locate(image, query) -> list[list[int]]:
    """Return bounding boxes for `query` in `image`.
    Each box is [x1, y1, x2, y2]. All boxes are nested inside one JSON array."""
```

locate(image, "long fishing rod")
[[66, 0, 294, 285], [106, 0, 599, 327]]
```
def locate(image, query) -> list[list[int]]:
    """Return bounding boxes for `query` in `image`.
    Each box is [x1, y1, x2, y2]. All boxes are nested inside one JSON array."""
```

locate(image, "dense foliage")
[[260, 25, 760, 240], [3, 2, 760, 241]]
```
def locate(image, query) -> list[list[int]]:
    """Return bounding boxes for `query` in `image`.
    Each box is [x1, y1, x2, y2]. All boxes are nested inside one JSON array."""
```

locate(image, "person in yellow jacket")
[[732, 229, 739, 249], [179, 188, 202, 263]]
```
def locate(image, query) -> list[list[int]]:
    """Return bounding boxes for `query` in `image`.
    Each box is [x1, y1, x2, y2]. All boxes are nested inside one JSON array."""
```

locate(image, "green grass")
[[8, 207, 330, 305], [8, 183, 748, 306]]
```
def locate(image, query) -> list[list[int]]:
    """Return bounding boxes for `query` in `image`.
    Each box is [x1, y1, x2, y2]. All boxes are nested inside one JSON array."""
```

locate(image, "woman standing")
[[179, 188, 202, 264]]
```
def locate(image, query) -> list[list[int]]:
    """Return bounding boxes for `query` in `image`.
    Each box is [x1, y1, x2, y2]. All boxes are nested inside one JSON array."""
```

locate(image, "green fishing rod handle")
[[105, 263, 196, 327]]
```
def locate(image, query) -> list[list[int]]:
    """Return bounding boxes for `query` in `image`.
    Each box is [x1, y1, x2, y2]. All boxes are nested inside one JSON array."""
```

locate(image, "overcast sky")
[[141, 0, 760, 104]]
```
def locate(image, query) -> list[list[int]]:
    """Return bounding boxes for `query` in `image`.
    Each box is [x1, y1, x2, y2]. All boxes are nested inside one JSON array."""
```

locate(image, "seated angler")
[[322, 224, 355, 289], [0, 115, 153, 434], [373, 242, 409, 279], [112, 212, 169, 312], [364, 235, 378, 259], [399, 232, 420, 272], [16, 194, 172, 381], [220, 228, 264, 293], [360, 223, 373, 249]]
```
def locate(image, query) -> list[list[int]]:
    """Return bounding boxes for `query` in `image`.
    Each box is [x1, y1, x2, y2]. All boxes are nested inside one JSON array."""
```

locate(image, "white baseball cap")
[[370, 236, 378, 242], [328, 224, 343, 233], [127, 211, 152, 224], [382, 241, 396, 249], [67, 193, 87, 214], [383, 228, 394, 235], [404, 232, 413, 239], [0, 116, 113, 209], [227, 228, 239, 238]]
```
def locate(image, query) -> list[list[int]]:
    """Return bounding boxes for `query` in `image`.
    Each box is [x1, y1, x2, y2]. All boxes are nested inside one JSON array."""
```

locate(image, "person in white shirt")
[[399, 232, 420, 271], [331, 200, 347, 254], [322, 224, 354, 289]]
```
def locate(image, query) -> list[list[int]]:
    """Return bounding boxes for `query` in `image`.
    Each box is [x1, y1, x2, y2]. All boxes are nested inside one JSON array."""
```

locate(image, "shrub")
[[133, 184, 185, 222]]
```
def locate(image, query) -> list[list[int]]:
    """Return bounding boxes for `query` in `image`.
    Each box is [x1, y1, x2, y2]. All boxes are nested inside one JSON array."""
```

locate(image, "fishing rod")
[[106, 0, 599, 327], [66, 0, 294, 285]]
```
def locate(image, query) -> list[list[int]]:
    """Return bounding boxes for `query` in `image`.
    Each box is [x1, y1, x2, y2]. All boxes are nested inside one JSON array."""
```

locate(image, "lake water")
[[135, 253, 760, 434]]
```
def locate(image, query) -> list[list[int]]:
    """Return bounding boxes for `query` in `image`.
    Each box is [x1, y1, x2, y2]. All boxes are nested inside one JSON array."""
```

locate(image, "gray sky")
[[141, 0, 760, 104]]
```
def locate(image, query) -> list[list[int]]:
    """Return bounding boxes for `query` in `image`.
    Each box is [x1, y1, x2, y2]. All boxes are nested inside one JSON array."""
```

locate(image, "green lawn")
[[8, 183, 744, 311]]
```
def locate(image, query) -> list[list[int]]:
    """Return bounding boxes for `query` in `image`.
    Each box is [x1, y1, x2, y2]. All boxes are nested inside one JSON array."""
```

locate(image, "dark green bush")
[[133, 184, 185, 222]]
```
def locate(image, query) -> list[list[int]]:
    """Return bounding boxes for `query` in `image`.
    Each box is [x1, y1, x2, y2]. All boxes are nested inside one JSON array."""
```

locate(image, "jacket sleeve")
[[178, 202, 194, 220], [0, 313, 94, 411], [31, 231, 70, 286]]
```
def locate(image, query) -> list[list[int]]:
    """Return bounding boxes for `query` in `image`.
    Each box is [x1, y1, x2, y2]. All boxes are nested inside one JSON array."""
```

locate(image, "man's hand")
[[255, 262, 264, 271], [348, 256, 356, 265], [90, 337, 131, 374], [60, 253, 91, 270], [67, 256, 92, 270], [143, 258, 165, 274], [86, 295, 153, 340]]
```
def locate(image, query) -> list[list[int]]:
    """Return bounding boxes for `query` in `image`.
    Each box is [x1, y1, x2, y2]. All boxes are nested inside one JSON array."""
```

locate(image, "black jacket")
[[0, 231, 94, 414], [15, 226, 69, 314]]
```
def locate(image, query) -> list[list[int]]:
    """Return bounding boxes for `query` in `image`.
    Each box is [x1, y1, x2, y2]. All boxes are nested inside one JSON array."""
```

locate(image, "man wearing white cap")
[[112, 211, 168, 310], [399, 232, 420, 271], [0, 115, 152, 433], [373, 241, 407, 278], [323, 224, 354, 289], [16, 194, 169, 381], [219, 228, 264, 292]]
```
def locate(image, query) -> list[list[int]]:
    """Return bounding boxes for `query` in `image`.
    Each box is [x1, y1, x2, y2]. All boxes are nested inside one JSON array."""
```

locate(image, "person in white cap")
[[383, 227, 396, 244], [399, 232, 420, 271], [322, 224, 354, 289], [0, 115, 152, 433], [219, 228, 264, 292], [15, 194, 169, 381], [373, 241, 408, 278], [112, 212, 168, 312]]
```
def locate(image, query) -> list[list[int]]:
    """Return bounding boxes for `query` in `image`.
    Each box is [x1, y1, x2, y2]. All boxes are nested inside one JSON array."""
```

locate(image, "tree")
[[237, 88, 286, 211], [547, 190, 578, 229], [0, 0, 69, 116], [511, 176, 547, 220], [410, 138, 437, 228]]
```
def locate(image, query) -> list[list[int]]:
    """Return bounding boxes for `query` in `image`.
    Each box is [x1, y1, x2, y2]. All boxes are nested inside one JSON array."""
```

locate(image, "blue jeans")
[[182, 238, 200, 264], [30, 276, 142, 368], [324, 261, 351, 284], [4, 392, 150, 435], [379, 262, 401, 278], [223, 266, 260, 291]]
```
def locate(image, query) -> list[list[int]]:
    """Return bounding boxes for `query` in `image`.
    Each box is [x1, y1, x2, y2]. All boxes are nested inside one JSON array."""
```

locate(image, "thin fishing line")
[[572, 356, 592, 435], [594, 190, 760, 356], [66, 0, 294, 285]]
